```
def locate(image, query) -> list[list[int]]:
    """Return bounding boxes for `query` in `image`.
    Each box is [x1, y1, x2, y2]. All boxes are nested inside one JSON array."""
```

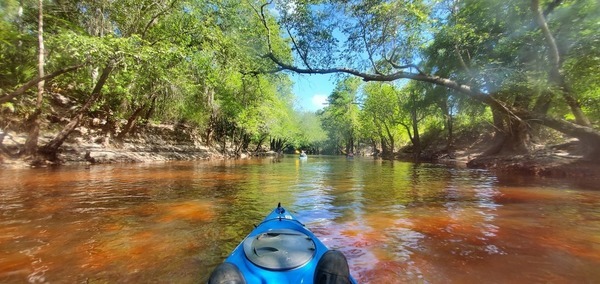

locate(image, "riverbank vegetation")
[[1, 0, 321, 163], [1, 0, 599, 173]]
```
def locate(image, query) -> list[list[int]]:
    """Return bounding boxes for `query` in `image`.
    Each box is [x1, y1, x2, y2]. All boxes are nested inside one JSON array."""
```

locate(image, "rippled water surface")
[[1, 156, 599, 283]]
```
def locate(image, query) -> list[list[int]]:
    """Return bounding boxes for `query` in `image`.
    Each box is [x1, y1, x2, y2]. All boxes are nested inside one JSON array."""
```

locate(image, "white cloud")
[[311, 94, 328, 110]]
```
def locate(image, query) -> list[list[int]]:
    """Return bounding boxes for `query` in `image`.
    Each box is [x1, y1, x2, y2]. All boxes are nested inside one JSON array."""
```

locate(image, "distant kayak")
[[208, 203, 357, 284]]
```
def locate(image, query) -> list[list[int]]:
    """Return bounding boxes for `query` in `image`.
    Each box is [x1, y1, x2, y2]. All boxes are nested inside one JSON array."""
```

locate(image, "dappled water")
[[1, 156, 599, 283]]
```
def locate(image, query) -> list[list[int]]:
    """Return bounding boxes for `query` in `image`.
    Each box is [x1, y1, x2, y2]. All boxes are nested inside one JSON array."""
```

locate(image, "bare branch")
[[358, 18, 381, 75], [531, 0, 561, 68], [387, 62, 426, 75], [285, 26, 312, 70], [0, 64, 85, 104], [250, 0, 274, 53], [454, 44, 471, 73], [265, 51, 522, 123]]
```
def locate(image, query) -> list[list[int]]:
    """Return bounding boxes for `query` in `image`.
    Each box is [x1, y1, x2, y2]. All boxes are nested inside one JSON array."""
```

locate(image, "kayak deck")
[[210, 204, 356, 283], [242, 229, 316, 270]]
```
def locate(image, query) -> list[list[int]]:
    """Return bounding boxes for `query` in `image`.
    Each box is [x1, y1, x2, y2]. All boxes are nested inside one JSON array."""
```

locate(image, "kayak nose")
[[277, 202, 285, 214]]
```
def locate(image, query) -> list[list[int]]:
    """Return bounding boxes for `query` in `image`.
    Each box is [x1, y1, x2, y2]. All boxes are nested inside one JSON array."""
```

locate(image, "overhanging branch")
[[0, 64, 85, 104]]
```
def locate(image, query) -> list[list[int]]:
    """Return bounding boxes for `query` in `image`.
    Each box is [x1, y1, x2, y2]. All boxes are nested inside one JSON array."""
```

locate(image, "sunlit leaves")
[[360, 82, 403, 149], [1, 0, 302, 151], [319, 77, 362, 152], [0, 2, 38, 90], [4, 0, 596, 155], [271, 0, 433, 70]]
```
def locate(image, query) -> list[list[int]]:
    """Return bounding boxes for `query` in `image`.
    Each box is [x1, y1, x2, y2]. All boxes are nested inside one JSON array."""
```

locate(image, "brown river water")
[[1, 156, 599, 283]]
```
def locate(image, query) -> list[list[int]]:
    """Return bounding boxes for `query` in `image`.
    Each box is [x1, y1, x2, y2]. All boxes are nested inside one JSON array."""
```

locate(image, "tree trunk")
[[445, 113, 453, 150], [39, 63, 114, 160], [270, 138, 286, 153], [380, 136, 391, 157], [498, 119, 532, 154], [531, 0, 591, 127], [254, 134, 268, 152], [143, 96, 157, 122], [24, 0, 45, 157], [410, 95, 421, 160], [239, 133, 250, 153], [346, 132, 354, 155], [116, 104, 146, 139], [533, 89, 554, 115], [522, 112, 600, 162], [484, 108, 532, 156], [437, 98, 454, 151], [233, 128, 242, 155], [370, 138, 380, 157], [483, 108, 507, 155], [24, 109, 41, 156], [205, 110, 218, 146], [382, 122, 395, 156], [242, 133, 249, 152]]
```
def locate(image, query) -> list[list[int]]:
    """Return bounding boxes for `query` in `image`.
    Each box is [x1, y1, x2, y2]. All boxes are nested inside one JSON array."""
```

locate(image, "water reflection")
[[1, 157, 600, 283]]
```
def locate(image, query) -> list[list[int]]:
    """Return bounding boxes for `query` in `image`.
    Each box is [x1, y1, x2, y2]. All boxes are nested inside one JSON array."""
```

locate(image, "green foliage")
[[560, 0, 600, 123], [297, 111, 327, 147], [319, 77, 362, 153], [426, 0, 600, 118], [1, 102, 15, 113], [3, 0, 598, 156], [0, 10, 37, 91], [1, 0, 301, 149], [360, 82, 404, 148]]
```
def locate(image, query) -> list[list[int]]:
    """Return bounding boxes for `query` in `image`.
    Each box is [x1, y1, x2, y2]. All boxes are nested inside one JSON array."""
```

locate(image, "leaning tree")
[[251, 0, 600, 161]]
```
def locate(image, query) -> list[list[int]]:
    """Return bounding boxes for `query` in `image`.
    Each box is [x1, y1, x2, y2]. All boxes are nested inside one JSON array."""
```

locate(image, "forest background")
[[1, 0, 599, 174]]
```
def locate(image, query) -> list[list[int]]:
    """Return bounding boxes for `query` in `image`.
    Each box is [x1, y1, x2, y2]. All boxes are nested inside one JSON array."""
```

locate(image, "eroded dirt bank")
[[438, 139, 600, 178], [0, 124, 226, 168], [2, 124, 599, 179]]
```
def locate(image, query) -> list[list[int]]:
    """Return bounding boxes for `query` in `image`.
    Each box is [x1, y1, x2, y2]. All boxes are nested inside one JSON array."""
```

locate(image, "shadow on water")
[[1, 156, 599, 283]]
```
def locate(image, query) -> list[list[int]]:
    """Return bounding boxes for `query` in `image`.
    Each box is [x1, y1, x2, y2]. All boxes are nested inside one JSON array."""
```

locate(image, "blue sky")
[[267, 3, 343, 113], [291, 73, 335, 112]]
